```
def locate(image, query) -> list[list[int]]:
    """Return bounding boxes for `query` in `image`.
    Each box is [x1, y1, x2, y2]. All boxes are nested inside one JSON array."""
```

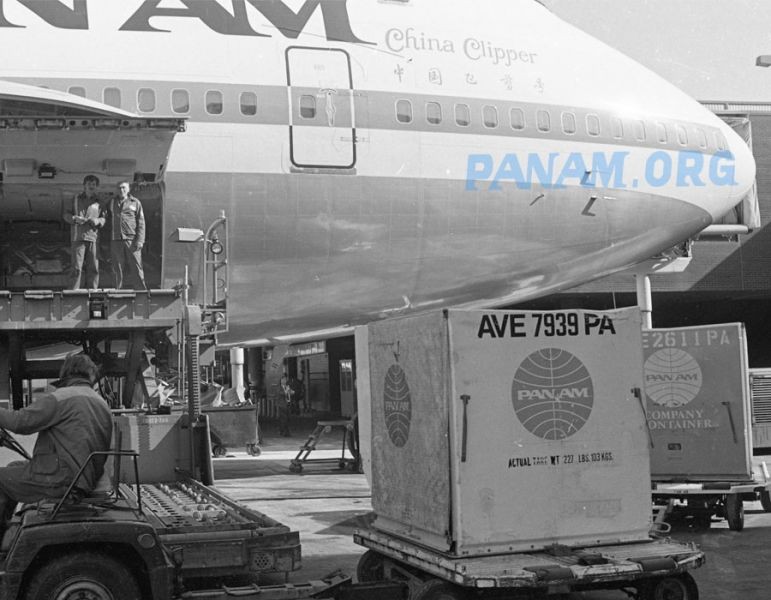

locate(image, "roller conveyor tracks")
[[140, 482, 235, 529], [132, 479, 283, 534], [119, 478, 302, 578]]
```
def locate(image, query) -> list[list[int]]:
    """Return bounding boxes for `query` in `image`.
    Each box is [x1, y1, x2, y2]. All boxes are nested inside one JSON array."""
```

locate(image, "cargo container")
[[355, 308, 703, 599], [643, 323, 771, 530], [749, 367, 771, 451]]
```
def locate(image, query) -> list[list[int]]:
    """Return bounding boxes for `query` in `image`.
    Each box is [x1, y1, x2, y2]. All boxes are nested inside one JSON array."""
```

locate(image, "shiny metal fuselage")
[[0, 0, 755, 344]]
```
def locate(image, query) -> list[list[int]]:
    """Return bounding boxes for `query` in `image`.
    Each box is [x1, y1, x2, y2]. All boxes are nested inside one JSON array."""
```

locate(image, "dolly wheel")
[[638, 573, 699, 600], [289, 462, 303, 473], [725, 494, 744, 531], [355, 550, 386, 582], [246, 443, 261, 457], [760, 490, 771, 512], [413, 579, 468, 600]]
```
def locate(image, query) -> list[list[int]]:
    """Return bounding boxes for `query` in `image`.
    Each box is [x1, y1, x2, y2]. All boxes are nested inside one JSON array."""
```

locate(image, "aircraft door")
[[286, 46, 356, 169]]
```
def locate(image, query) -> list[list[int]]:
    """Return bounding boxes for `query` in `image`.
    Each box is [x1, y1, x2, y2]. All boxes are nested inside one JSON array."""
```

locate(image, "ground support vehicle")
[[354, 528, 703, 600], [0, 289, 312, 599], [0, 469, 344, 600]]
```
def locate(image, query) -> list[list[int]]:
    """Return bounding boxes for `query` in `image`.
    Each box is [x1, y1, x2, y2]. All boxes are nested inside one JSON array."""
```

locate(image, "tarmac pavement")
[[212, 419, 771, 600]]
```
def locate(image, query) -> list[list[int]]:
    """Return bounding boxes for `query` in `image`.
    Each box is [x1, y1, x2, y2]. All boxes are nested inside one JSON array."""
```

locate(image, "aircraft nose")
[[712, 118, 757, 222]]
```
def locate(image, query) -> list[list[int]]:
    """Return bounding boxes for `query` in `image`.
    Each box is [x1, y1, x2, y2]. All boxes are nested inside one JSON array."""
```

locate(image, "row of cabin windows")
[[66, 85, 727, 151], [67, 86, 258, 116], [394, 99, 727, 150]]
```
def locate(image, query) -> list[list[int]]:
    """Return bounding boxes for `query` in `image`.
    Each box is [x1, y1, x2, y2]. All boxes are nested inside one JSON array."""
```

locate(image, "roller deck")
[[120, 479, 301, 578]]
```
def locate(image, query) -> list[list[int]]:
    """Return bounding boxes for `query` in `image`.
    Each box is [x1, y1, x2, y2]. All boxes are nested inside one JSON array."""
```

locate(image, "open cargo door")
[[0, 80, 184, 290]]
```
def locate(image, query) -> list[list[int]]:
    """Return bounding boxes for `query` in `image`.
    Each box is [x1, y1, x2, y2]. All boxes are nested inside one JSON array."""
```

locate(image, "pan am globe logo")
[[383, 364, 412, 447], [644, 349, 702, 408], [511, 348, 594, 440]]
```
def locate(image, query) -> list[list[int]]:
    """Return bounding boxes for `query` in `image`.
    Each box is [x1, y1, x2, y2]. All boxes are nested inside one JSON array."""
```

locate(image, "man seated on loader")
[[0, 353, 113, 535]]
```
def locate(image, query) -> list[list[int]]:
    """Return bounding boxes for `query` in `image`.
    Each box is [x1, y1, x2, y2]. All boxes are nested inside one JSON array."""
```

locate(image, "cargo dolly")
[[652, 462, 771, 532], [352, 527, 704, 600]]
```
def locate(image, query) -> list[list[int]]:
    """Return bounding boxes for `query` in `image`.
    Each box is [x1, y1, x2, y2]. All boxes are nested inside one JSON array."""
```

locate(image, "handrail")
[[51, 449, 141, 519]]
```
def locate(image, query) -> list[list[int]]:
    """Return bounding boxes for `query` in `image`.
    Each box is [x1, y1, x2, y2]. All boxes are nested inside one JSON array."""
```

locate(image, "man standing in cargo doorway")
[[64, 174, 105, 289], [109, 180, 147, 290]]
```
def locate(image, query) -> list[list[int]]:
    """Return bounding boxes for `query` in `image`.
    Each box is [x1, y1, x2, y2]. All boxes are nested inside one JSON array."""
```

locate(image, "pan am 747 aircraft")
[[0, 0, 756, 346]]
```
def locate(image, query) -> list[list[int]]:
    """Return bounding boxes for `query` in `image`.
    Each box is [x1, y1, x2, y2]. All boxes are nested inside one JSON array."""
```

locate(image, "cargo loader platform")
[[0, 288, 188, 409], [0, 288, 183, 331]]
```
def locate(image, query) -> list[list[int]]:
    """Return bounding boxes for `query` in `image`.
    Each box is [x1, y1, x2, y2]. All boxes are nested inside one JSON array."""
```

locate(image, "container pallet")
[[354, 527, 704, 599]]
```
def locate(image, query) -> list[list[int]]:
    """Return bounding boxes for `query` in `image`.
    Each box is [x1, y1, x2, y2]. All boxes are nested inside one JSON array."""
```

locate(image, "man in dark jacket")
[[109, 180, 147, 290], [0, 353, 112, 529]]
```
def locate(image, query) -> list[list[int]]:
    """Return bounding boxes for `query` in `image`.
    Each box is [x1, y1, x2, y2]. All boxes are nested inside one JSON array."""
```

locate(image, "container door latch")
[[461, 394, 471, 462]]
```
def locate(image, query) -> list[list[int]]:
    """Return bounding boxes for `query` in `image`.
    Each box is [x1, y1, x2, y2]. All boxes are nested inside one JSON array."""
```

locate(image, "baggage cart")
[[204, 404, 261, 456]]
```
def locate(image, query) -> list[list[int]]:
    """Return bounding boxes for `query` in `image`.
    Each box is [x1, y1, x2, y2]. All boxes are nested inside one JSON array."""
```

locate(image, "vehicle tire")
[[246, 443, 261, 457], [638, 573, 698, 600], [413, 579, 467, 600], [23, 551, 140, 600], [725, 494, 744, 531], [212, 445, 227, 458], [355, 549, 386, 582], [760, 489, 771, 512]]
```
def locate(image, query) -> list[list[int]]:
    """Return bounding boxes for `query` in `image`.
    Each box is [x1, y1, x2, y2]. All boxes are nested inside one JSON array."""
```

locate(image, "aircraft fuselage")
[[0, 0, 756, 345]]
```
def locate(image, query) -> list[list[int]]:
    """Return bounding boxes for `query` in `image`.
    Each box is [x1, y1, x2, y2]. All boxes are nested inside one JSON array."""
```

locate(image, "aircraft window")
[[103, 87, 121, 108], [206, 90, 224, 115], [396, 99, 412, 123], [633, 120, 646, 141], [675, 124, 688, 146], [483, 105, 498, 128], [68, 86, 86, 98], [300, 95, 316, 119], [172, 89, 190, 114], [426, 101, 442, 125], [696, 128, 708, 149], [611, 117, 623, 139], [715, 132, 727, 151], [138, 88, 156, 113], [455, 103, 470, 126], [586, 114, 600, 136], [536, 109, 550, 132], [240, 91, 257, 116], [561, 112, 576, 134], [510, 107, 525, 130], [655, 122, 667, 143]]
